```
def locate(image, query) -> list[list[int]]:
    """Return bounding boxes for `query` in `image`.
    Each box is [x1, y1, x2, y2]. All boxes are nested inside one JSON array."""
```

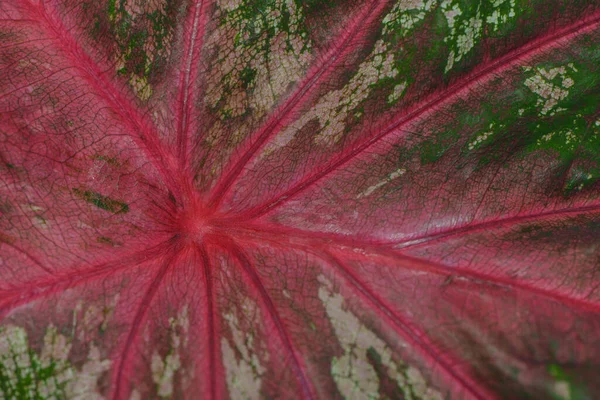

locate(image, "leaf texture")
[[1, 0, 600, 399]]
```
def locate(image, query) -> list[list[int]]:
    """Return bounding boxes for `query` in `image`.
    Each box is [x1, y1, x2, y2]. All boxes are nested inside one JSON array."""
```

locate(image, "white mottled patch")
[[382, 0, 436, 35], [486, 0, 516, 31], [151, 306, 190, 398], [0, 324, 110, 399], [112, 0, 172, 100], [263, 0, 432, 154], [388, 82, 408, 104], [468, 122, 499, 151], [318, 276, 442, 400], [66, 344, 111, 400], [536, 128, 579, 151], [206, 0, 311, 123], [358, 168, 406, 198], [524, 64, 577, 116], [221, 298, 266, 400], [266, 38, 399, 152], [444, 7, 482, 73]]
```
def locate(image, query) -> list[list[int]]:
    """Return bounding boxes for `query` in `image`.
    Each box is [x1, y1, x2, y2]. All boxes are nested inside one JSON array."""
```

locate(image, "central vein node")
[[177, 202, 213, 242]]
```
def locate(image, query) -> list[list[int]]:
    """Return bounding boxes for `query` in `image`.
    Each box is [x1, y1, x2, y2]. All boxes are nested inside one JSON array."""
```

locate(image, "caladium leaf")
[[1, 0, 600, 398]]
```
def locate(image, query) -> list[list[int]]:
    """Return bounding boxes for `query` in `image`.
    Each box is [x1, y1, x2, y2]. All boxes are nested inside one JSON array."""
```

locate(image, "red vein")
[[207, 0, 391, 208], [388, 251, 600, 314], [175, 0, 210, 169], [228, 224, 600, 313], [321, 251, 490, 400], [227, 243, 314, 400], [23, 0, 180, 198], [197, 243, 218, 400], [217, 201, 600, 253], [393, 203, 600, 250], [112, 255, 174, 400], [239, 11, 600, 219], [0, 239, 172, 319]]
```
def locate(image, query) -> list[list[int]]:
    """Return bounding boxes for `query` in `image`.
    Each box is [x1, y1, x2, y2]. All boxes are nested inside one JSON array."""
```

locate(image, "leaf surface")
[[2, 0, 600, 398]]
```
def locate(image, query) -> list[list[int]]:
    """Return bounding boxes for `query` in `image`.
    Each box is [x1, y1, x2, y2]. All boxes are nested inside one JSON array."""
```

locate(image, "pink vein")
[[197, 243, 218, 400], [175, 0, 210, 168], [239, 11, 600, 220], [23, 0, 180, 197], [393, 203, 600, 250], [0, 240, 172, 319], [232, 202, 600, 251], [388, 251, 600, 314], [207, 0, 390, 208], [227, 243, 315, 400], [112, 255, 174, 400], [322, 251, 490, 400], [229, 223, 600, 313]]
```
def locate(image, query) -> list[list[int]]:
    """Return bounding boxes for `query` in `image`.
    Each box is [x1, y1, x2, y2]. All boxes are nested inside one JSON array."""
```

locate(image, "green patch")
[[517, 224, 553, 240], [106, 0, 179, 89], [547, 364, 591, 400], [564, 169, 599, 194], [72, 188, 129, 214], [419, 129, 459, 164], [239, 67, 257, 89]]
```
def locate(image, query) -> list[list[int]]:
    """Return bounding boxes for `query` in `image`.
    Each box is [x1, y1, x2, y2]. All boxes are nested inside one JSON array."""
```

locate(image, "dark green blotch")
[[239, 67, 257, 89], [92, 154, 121, 167], [419, 128, 459, 165], [72, 188, 129, 214], [97, 236, 118, 246], [366, 346, 425, 400]]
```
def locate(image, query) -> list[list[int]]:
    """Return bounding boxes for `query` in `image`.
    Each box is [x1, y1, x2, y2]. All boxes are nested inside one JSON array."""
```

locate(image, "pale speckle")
[[222, 298, 266, 400], [442, 1, 461, 29], [535, 127, 580, 151], [553, 381, 570, 399], [318, 276, 442, 400], [443, 0, 517, 73], [358, 168, 406, 198], [486, 0, 516, 31], [524, 64, 577, 115], [388, 82, 408, 104], [130, 389, 142, 400], [468, 122, 498, 151], [445, 12, 483, 73]]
